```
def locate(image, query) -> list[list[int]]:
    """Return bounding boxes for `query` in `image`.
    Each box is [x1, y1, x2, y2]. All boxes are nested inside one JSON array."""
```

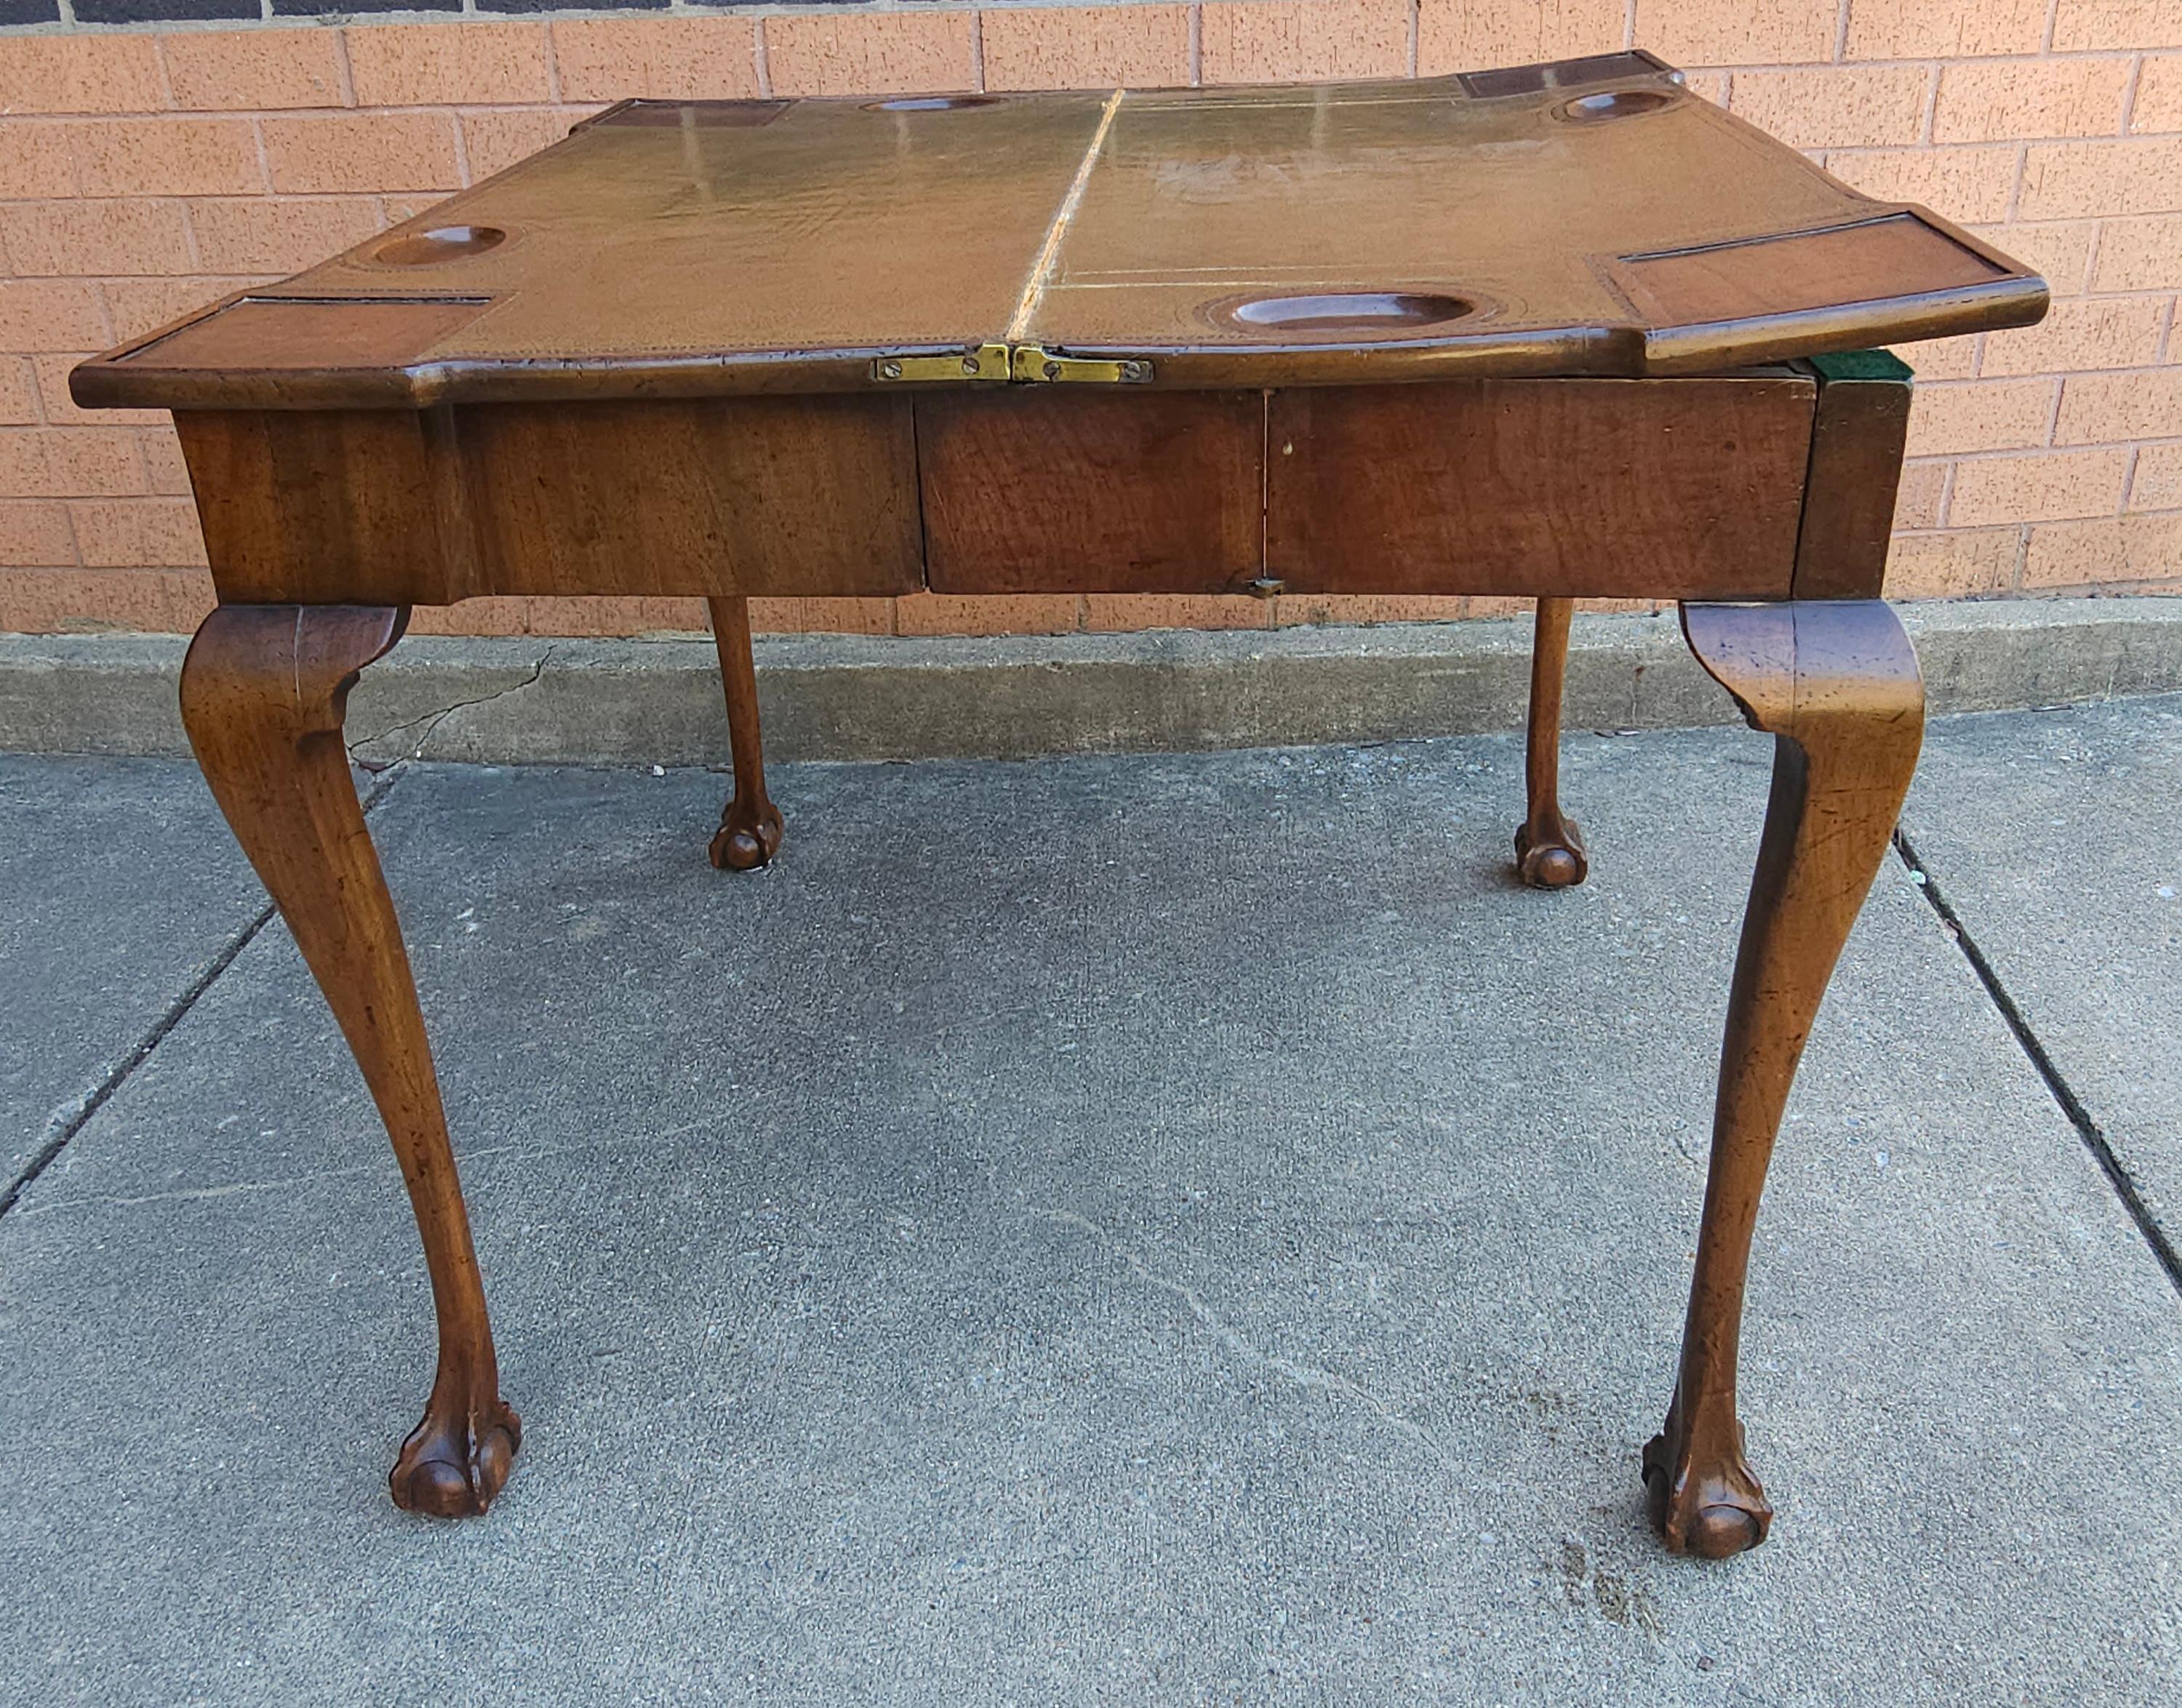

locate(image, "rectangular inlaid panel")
[[457, 396, 922, 598], [1613, 214, 2004, 329], [919, 388, 1264, 594], [1266, 377, 1817, 599]]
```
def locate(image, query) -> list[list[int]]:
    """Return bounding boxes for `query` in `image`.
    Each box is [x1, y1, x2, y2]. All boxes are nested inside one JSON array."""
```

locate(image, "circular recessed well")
[[1552, 88, 1677, 124], [1208, 291, 1482, 338], [372, 226, 508, 267], [865, 95, 1000, 113]]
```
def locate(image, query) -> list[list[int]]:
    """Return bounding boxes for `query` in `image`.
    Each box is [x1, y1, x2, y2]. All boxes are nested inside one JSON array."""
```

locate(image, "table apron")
[[177, 371, 1879, 607]]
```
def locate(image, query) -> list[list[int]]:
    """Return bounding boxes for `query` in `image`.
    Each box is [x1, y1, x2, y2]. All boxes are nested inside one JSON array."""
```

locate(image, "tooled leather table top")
[[74, 49, 2047, 411]]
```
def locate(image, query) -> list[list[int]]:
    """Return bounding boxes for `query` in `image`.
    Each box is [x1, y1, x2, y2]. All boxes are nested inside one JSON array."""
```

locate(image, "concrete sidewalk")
[[2, 706, 2179, 1704]]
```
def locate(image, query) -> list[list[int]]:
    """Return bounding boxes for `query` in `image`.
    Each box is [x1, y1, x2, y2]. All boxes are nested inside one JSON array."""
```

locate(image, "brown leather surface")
[[75, 52, 2047, 410]]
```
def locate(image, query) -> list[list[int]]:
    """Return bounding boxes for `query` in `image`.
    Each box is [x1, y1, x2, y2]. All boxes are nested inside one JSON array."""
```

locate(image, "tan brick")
[[0, 426, 148, 500], [161, 28, 345, 113], [405, 597, 535, 638], [0, 201, 195, 279], [2053, 0, 2182, 53], [0, 124, 79, 200], [1973, 222, 2095, 296], [1202, 0, 1410, 81], [763, 12, 976, 98], [0, 500, 77, 568], [139, 427, 193, 498], [347, 23, 551, 108], [65, 119, 265, 199], [1845, 0, 2048, 60], [502, 596, 710, 636], [0, 567, 217, 633], [2089, 214, 2182, 290], [0, 359, 36, 428], [1272, 593, 1476, 625], [1981, 297, 2169, 377], [28, 354, 161, 428], [102, 279, 252, 345], [1934, 59, 2133, 145], [69, 498, 208, 569], [0, 282, 110, 355], [1903, 378, 2057, 455], [461, 111, 570, 183], [1883, 528, 2021, 599], [188, 197, 385, 275], [2024, 511, 2182, 586], [1679, 71, 1727, 105], [1825, 146, 2019, 226], [380, 196, 447, 227], [1083, 592, 1272, 631], [2055, 368, 2182, 443], [1637, 0, 1831, 67], [0, 33, 166, 116], [746, 596, 897, 636], [2127, 443, 2182, 511], [1893, 460, 1949, 529], [2133, 55, 2182, 134], [1948, 448, 2130, 524], [1417, 0, 1622, 73], [980, 4, 1192, 91], [550, 18, 760, 103], [263, 113, 463, 195], [2020, 137, 2182, 219], [1729, 66, 1930, 151], [1890, 335, 1978, 381], [892, 592, 1080, 636]]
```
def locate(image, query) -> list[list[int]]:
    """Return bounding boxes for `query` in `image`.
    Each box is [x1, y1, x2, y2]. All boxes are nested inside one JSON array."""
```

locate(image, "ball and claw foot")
[[1515, 818, 1588, 890], [391, 1386, 521, 1517], [1642, 1418, 1772, 1559], [708, 800, 783, 871]]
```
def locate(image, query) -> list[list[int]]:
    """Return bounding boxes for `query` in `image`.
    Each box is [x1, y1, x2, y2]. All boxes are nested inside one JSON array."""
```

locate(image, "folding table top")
[[75, 49, 2047, 410]]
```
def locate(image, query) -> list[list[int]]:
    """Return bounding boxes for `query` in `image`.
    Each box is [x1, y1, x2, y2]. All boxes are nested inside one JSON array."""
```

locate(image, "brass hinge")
[[872, 342, 1011, 383], [1011, 344, 1154, 384], [871, 341, 1155, 385]]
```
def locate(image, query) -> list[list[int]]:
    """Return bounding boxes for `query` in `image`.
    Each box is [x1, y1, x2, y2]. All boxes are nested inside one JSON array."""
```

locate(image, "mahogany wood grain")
[[1651, 599, 1924, 1556], [1516, 596, 1587, 887], [460, 397, 922, 599], [919, 388, 1264, 594], [706, 596, 783, 870], [178, 604, 519, 1517], [177, 397, 922, 606], [1266, 377, 1815, 599]]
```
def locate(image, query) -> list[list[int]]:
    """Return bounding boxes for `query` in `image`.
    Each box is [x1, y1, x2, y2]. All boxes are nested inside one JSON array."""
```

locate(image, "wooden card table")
[[74, 50, 2046, 1555]]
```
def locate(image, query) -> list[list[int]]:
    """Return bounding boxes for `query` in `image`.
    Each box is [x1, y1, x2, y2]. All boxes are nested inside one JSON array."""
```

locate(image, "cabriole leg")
[[1516, 596, 1587, 888], [180, 604, 518, 1517], [706, 595, 784, 871], [1647, 599, 1923, 1557]]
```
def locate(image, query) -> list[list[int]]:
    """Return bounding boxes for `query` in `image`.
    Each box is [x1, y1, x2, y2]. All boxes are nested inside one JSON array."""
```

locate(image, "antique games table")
[[73, 50, 2048, 1557]]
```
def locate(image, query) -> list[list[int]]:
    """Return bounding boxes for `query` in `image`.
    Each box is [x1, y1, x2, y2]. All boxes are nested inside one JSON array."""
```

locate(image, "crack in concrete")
[[0, 769, 408, 1222], [1894, 829, 2182, 1297], [348, 645, 556, 764], [1031, 1205, 1454, 1466]]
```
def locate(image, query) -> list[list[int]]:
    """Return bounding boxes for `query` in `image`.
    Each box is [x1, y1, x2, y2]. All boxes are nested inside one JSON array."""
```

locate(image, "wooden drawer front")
[[460, 396, 922, 598], [920, 388, 1263, 593], [1266, 377, 1816, 600], [181, 396, 922, 605]]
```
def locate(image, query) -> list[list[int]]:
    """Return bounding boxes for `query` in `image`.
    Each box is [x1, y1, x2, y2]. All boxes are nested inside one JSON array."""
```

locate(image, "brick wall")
[[2, 1, 2178, 639]]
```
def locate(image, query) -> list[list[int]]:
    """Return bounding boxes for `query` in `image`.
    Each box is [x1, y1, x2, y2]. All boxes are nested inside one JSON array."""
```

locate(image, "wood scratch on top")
[[1006, 87, 1126, 344]]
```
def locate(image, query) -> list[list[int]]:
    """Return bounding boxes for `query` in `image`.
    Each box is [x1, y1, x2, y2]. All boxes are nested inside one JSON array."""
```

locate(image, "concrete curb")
[[3, 598, 2180, 765]]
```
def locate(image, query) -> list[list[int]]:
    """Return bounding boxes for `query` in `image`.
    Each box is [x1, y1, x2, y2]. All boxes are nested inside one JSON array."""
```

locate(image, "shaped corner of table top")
[[70, 49, 2049, 412]]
